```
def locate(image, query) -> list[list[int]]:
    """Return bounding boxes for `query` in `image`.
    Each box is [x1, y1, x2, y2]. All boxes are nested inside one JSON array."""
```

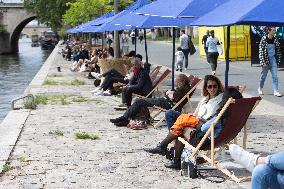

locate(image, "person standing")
[[121, 31, 129, 55], [180, 30, 190, 70], [138, 30, 144, 44], [206, 30, 220, 75], [106, 32, 113, 48], [130, 30, 136, 45], [175, 47, 184, 72], [202, 30, 210, 63], [258, 27, 282, 97]]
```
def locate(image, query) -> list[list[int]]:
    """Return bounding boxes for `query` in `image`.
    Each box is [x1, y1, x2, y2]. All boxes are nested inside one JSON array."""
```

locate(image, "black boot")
[[110, 116, 127, 123], [144, 134, 176, 155], [164, 158, 181, 170]]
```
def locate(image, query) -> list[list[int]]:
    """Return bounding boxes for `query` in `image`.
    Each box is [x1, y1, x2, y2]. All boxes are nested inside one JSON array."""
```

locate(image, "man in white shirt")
[[180, 30, 190, 70]]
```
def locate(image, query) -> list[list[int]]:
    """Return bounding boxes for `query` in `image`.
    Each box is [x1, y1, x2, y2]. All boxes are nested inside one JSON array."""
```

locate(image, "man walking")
[[180, 30, 190, 70], [202, 30, 210, 63]]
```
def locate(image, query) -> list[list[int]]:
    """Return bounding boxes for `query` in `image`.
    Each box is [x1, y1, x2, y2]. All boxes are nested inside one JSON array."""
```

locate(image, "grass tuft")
[[49, 130, 64, 136], [35, 95, 48, 105], [43, 80, 59, 85], [75, 132, 99, 140], [72, 96, 87, 103], [48, 74, 64, 77], [23, 98, 37, 109], [70, 79, 86, 86], [17, 156, 27, 162], [2, 161, 10, 173]]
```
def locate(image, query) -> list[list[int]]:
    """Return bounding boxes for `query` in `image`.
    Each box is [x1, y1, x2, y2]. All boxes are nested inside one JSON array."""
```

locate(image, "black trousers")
[[123, 98, 171, 119], [181, 49, 190, 68], [208, 52, 219, 71], [101, 69, 125, 90], [102, 76, 126, 91], [122, 87, 142, 107]]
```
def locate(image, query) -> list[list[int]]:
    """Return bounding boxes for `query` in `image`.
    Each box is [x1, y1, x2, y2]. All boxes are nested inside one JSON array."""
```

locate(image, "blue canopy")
[[191, 0, 284, 26], [135, 0, 228, 18], [66, 11, 115, 33], [83, 0, 149, 32], [98, 0, 228, 31]]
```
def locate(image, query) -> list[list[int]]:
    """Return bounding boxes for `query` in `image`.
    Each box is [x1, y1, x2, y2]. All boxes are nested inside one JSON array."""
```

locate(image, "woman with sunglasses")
[[145, 75, 224, 167]]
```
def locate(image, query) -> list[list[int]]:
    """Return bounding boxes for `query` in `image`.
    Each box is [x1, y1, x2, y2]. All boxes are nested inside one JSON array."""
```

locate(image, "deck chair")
[[149, 65, 162, 82], [134, 68, 171, 98], [152, 75, 202, 128], [178, 96, 261, 183]]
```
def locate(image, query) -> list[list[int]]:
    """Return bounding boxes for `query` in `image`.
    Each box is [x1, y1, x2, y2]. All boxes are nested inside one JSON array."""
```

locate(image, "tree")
[[63, 0, 134, 27], [63, 0, 112, 27], [24, 0, 75, 31]]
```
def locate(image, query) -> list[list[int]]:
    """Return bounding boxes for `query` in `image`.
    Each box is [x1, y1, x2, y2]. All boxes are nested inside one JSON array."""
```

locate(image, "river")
[[0, 37, 51, 123]]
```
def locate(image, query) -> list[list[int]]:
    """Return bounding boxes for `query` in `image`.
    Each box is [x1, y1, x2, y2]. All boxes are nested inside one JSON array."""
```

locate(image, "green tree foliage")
[[24, 0, 75, 31], [63, 0, 134, 27]]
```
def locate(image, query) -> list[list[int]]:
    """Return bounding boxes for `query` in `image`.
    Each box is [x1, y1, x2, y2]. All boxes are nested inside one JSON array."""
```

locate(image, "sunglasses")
[[207, 84, 218, 89]]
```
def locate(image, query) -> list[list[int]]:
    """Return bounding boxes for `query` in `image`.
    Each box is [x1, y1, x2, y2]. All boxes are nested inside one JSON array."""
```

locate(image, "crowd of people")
[[61, 28, 283, 188]]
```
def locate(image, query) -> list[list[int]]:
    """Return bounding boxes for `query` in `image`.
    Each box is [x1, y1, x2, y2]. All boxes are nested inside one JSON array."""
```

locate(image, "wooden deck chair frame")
[[178, 96, 261, 183], [134, 68, 171, 98], [152, 76, 202, 128]]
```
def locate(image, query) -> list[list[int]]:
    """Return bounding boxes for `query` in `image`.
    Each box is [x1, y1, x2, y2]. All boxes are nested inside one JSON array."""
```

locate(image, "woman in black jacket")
[[110, 74, 192, 126]]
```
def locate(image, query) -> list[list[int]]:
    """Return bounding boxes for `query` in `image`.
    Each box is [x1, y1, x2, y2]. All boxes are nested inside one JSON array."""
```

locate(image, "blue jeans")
[[259, 56, 279, 92], [165, 109, 181, 130], [252, 152, 284, 189]]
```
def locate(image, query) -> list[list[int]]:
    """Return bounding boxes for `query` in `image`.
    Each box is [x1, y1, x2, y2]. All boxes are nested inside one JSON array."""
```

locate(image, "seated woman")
[[110, 74, 192, 126], [144, 75, 224, 159], [115, 57, 153, 109], [166, 87, 243, 170]]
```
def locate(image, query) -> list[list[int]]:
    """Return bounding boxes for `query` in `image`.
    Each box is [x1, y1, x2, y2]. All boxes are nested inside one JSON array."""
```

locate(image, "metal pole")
[[172, 27, 176, 91], [143, 28, 148, 64], [101, 33, 104, 50], [114, 0, 120, 58], [134, 29, 137, 55], [225, 26, 231, 88]]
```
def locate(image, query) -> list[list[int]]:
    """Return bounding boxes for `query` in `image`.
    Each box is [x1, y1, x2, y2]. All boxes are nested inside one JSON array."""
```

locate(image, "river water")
[[0, 37, 51, 123]]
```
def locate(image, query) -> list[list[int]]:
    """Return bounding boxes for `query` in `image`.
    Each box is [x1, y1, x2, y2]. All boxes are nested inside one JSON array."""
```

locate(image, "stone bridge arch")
[[0, 3, 36, 54]]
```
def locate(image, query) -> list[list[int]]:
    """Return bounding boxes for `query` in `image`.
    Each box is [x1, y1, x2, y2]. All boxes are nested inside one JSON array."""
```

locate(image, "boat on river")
[[39, 31, 58, 49]]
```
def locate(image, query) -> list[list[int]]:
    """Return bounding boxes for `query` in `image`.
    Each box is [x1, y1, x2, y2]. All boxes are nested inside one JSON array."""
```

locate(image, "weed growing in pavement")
[[75, 132, 99, 140], [48, 74, 64, 77], [23, 98, 37, 109], [70, 79, 85, 86], [49, 130, 64, 136], [2, 161, 10, 173], [72, 96, 87, 103], [17, 156, 27, 162], [43, 80, 59, 85], [35, 95, 48, 105], [60, 96, 70, 105]]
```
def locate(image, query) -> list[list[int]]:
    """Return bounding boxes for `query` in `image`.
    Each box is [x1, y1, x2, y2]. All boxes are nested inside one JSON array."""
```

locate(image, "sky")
[[1, 0, 24, 3]]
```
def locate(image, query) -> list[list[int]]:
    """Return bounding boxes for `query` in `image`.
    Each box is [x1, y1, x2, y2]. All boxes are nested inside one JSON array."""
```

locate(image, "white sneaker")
[[103, 90, 111, 96], [258, 88, 264, 95], [229, 144, 259, 172], [93, 91, 103, 96], [212, 71, 216, 75], [274, 91, 283, 97], [90, 72, 102, 79], [90, 87, 101, 93]]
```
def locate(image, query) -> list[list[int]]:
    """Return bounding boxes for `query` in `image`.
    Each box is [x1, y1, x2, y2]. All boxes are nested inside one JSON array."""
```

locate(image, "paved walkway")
[[0, 43, 283, 188]]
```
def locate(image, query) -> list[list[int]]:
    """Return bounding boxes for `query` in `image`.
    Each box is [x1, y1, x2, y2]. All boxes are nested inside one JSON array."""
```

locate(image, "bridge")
[[22, 25, 50, 38], [0, 2, 36, 54]]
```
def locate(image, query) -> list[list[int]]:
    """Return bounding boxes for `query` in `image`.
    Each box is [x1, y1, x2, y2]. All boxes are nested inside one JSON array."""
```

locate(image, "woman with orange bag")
[[144, 75, 224, 167]]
